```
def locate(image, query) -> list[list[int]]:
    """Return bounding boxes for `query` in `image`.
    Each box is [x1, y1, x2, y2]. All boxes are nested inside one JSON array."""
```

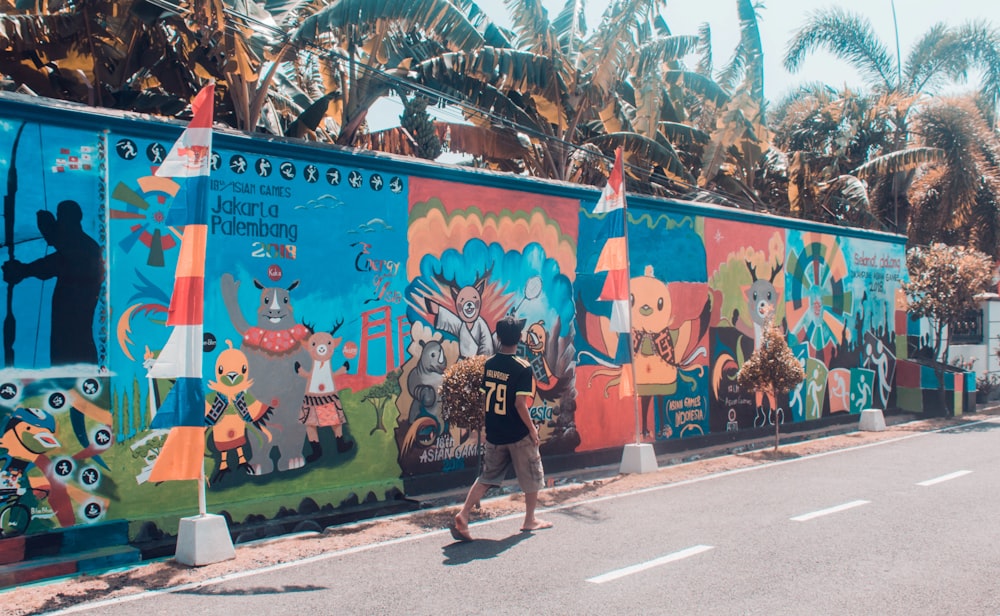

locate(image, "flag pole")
[[198, 460, 207, 517], [619, 174, 642, 445], [146, 82, 235, 565], [611, 148, 658, 474]]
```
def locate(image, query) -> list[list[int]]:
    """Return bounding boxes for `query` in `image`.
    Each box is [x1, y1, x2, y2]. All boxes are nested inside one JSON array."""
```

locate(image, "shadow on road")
[[739, 449, 802, 462], [177, 583, 327, 596], [442, 532, 530, 565], [938, 418, 1000, 434], [550, 504, 605, 525]]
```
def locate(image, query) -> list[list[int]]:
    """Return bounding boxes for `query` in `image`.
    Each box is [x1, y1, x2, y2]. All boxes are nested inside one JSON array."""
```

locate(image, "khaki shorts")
[[477, 435, 545, 493]]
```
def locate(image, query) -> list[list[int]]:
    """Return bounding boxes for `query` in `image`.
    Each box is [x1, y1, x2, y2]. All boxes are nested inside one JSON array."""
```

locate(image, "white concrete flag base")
[[175, 513, 237, 567], [859, 408, 886, 432], [619, 442, 658, 474]]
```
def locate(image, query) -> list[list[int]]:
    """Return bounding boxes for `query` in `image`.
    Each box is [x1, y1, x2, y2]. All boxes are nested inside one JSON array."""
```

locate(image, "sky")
[[369, 0, 997, 129]]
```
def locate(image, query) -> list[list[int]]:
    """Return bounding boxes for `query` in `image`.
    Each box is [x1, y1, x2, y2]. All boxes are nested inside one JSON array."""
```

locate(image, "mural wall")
[[0, 97, 940, 543]]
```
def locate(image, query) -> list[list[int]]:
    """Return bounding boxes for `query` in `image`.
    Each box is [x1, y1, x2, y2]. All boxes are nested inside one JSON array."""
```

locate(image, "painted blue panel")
[[920, 365, 939, 390]]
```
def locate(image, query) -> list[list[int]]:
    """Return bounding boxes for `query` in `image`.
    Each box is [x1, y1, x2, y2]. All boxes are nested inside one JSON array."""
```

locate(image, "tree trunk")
[[769, 386, 780, 452], [774, 409, 780, 451]]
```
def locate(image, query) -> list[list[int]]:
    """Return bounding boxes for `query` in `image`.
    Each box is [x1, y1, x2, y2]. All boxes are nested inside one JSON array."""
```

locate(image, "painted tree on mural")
[[362, 369, 402, 435]]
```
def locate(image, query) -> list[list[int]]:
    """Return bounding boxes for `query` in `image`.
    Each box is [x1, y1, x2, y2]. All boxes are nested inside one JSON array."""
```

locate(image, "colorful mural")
[[0, 377, 114, 535], [578, 208, 714, 444], [103, 130, 411, 530], [0, 96, 951, 547], [705, 219, 787, 433], [0, 122, 107, 370], [400, 179, 578, 475]]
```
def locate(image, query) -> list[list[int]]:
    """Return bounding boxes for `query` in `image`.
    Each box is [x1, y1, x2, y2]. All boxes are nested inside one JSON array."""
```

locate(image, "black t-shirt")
[[481, 352, 536, 445]]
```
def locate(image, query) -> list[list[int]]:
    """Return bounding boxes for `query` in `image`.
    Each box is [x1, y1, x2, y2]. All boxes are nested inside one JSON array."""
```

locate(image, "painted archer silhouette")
[[2, 200, 103, 365]]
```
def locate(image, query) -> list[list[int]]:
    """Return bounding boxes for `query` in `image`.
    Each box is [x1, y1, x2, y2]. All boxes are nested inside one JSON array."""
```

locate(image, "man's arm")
[[515, 393, 539, 446], [3, 253, 59, 284]]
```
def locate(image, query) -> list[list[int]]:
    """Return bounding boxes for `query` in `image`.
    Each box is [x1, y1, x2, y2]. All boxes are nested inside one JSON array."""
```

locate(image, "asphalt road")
[[51, 417, 1000, 616]]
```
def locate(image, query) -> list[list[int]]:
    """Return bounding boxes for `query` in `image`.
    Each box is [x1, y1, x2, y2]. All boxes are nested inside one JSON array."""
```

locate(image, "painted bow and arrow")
[[3, 122, 27, 367]]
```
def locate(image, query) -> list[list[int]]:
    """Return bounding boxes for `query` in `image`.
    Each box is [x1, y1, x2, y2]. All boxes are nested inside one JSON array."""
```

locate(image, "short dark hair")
[[496, 316, 525, 346]]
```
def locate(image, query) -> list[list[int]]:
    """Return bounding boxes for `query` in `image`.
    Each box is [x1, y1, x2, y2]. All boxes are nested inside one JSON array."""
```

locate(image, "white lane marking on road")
[[917, 470, 972, 486], [586, 545, 714, 584], [46, 416, 1000, 614], [790, 500, 870, 522]]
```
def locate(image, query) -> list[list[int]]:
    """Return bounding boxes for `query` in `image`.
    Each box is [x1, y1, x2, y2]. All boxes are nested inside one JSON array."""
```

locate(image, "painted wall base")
[[859, 408, 886, 432], [175, 514, 236, 567], [619, 443, 658, 474]]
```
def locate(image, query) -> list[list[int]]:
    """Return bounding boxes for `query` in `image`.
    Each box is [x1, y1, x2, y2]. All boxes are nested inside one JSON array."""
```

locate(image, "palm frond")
[[852, 146, 946, 178], [410, 55, 543, 129], [903, 24, 969, 96], [582, 0, 662, 97], [659, 121, 710, 146], [663, 69, 730, 107], [635, 34, 699, 76], [450, 0, 513, 47], [958, 20, 1000, 119], [504, 0, 560, 57], [587, 131, 695, 183], [698, 88, 767, 187], [412, 48, 567, 127], [552, 0, 587, 59], [0, 13, 84, 55], [783, 7, 896, 92], [293, 0, 486, 53], [735, 0, 764, 105], [632, 73, 663, 136], [695, 22, 713, 76]]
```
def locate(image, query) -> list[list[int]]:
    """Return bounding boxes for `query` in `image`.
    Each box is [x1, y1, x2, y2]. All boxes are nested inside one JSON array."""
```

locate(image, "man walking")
[[451, 315, 551, 541]]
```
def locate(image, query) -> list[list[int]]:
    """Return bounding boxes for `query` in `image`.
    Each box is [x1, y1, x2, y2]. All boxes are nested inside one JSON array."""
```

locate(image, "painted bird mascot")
[[206, 340, 273, 483]]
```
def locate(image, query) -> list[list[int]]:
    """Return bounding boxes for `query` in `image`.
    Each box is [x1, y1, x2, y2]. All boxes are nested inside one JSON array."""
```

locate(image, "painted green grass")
[[101, 386, 404, 537]]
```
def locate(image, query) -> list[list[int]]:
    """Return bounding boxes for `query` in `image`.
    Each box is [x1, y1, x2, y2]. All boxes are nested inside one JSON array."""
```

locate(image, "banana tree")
[[0, 0, 193, 112], [684, 0, 771, 207], [403, 0, 699, 187], [286, 0, 488, 146]]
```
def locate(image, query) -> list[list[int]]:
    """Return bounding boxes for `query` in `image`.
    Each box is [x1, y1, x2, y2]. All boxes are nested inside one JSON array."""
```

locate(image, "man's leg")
[[521, 491, 552, 531], [456, 480, 489, 530]]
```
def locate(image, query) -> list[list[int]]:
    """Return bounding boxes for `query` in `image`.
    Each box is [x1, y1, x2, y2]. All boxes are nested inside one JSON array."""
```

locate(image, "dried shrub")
[[440, 355, 487, 431], [737, 316, 806, 396]]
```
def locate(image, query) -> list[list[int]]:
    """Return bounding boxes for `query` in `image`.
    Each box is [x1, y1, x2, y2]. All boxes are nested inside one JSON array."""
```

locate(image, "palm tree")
[[894, 98, 1000, 256], [783, 8, 1000, 231], [769, 83, 894, 227], [784, 8, 1000, 106]]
